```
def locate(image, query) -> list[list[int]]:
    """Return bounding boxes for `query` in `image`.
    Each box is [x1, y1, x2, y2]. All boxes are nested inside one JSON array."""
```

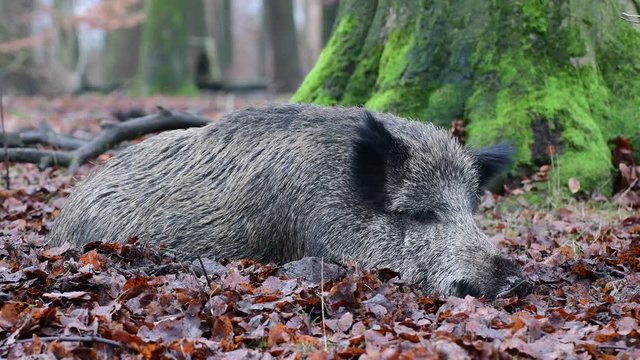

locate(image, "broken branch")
[[2, 107, 211, 173]]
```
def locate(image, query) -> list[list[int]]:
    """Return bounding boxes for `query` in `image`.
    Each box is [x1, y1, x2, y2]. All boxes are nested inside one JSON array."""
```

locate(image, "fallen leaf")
[[568, 177, 581, 194], [42, 291, 92, 301], [267, 323, 292, 348]]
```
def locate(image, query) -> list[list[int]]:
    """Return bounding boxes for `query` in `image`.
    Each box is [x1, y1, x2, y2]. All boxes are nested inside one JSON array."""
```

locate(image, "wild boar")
[[48, 104, 532, 299]]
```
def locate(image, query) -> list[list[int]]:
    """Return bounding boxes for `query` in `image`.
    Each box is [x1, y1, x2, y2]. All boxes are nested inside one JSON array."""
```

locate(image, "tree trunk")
[[321, 0, 339, 46], [0, 0, 38, 94], [264, 0, 302, 92], [135, 0, 198, 95], [103, 0, 143, 85], [206, 0, 233, 79], [293, 0, 640, 194], [103, 25, 142, 84]]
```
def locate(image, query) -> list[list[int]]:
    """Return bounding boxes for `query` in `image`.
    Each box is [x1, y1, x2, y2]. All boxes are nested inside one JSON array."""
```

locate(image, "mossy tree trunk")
[[321, 0, 339, 46], [293, 0, 640, 194], [135, 0, 198, 96]]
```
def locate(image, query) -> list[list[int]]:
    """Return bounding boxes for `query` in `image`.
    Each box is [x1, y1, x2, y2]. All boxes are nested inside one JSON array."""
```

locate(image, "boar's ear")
[[352, 111, 408, 208], [472, 142, 515, 188]]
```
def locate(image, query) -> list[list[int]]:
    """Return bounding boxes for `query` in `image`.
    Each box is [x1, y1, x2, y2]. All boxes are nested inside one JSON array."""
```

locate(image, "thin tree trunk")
[[321, 0, 339, 46], [103, 25, 142, 83], [264, 0, 302, 92], [135, 0, 198, 95], [0, 0, 38, 94]]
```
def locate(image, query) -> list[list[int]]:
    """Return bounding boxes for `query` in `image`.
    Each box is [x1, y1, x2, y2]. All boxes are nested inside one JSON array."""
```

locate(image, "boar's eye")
[[410, 209, 438, 223]]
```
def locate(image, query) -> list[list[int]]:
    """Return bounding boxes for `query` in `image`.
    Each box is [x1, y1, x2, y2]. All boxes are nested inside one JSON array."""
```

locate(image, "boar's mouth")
[[452, 276, 533, 300], [492, 256, 534, 300], [451, 257, 534, 300], [495, 276, 534, 299]]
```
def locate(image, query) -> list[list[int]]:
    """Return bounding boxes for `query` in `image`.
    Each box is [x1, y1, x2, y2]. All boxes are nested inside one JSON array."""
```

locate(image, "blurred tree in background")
[[135, 0, 197, 95], [263, 0, 302, 92], [0, 0, 330, 96], [0, 0, 38, 94], [103, 2, 143, 87]]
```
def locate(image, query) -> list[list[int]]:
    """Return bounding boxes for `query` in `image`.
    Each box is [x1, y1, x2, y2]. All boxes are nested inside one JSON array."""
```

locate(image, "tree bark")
[[206, 0, 233, 78], [264, 0, 303, 92], [135, 0, 198, 95], [0, 0, 38, 94], [293, 0, 640, 194], [321, 0, 339, 46], [103, 9, 143, 84]]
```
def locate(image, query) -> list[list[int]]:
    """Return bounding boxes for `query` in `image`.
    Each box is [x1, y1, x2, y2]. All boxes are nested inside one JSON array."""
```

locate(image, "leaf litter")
[[1, 96, 639, 359]]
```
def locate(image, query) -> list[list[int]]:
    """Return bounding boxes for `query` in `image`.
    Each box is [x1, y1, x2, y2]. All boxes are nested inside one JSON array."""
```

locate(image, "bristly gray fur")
[[48, 104, 531, 300]]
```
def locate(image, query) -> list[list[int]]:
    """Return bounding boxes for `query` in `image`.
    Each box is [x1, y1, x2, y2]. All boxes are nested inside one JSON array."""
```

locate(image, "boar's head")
[[353, 112, 533, 300]]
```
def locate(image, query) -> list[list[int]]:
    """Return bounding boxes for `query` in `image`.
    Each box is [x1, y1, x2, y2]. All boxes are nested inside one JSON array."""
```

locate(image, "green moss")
[[565, 25, 587, 58], [595, 24, 640, 161], [341, 0, 392, 105], [292, 1, 377, 104], [365, 26, 432, 120], [523, 191, 544, 206], [291, 16, 357, 104], [464, 1, 629, 194], [424, 83, 468, 126], [468, 63, 613, 192], [340, 42, 383, 105], [523, 0, 549, 34]]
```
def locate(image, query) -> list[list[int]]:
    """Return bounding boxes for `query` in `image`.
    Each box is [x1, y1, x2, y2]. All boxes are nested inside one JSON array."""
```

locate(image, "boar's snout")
[[495, 276, 534, 299], [491, 256, 534, 300], [451, 255, 533, 301]]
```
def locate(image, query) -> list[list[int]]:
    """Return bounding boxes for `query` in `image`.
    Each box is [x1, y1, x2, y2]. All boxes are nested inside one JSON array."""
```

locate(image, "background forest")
[[0, 0, 335, 95]]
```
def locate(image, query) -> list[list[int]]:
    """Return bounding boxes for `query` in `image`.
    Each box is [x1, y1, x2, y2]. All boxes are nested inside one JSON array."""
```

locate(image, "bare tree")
[[263, 0, 302, 92]]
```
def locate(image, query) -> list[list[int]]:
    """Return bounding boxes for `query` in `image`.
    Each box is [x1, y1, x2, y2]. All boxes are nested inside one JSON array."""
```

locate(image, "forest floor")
[[0, 96, 639, 359]]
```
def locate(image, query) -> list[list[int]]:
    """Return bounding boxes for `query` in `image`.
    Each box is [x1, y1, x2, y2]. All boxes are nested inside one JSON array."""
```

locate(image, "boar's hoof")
[[278, 257, 346, 283]]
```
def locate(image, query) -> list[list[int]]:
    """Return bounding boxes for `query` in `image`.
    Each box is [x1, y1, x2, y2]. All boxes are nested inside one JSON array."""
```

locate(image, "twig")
[[197, 256, 213, 290], [598, 344, 630, 351], [320, 257, 328, 351], [622, 12, 640, 18], [614, 178, 639, 210], [18, 129, 88, 149], [621, 12, 640, 23], [196, 256, 218, 323], [67, 107, 210, 172], [4, 148, 72, 169], [14, 335, 121, 347], [1, 91, 9, 189]]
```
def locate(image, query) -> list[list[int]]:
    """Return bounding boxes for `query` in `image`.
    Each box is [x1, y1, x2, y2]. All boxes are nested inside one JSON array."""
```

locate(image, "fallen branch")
[[4, 148, 72, 169], [18, 129, 88, 149], [14, 335, 121, 347], [2, 107, 211, 172]]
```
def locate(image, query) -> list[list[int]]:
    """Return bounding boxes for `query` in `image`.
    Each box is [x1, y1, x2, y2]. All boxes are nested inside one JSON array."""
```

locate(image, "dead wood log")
[[3, 128, 87, 149], [8, 129, 89, 149], [2, 107, 211, 172]]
